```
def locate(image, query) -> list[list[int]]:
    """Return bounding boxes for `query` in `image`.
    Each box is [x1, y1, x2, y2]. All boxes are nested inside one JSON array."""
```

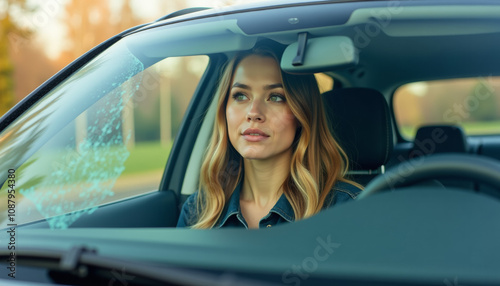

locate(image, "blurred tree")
[[63, 0, 114, 58], [0, 0, 31, 117], [11, 39, 58, 102], [469, 80, 497, 122], [60, 0, 148, 147]]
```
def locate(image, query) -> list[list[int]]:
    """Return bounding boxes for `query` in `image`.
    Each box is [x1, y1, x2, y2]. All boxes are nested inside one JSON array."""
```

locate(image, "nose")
[[247, 101, 265, 122]]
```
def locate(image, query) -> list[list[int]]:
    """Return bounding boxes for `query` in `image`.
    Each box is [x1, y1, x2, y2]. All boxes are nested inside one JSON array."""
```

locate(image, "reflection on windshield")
[[0, 41, 144, 229]]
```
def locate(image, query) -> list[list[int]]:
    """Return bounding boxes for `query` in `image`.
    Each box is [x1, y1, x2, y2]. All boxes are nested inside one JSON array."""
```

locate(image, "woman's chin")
[[238, 147, 265, 159], [241, 153, 266, 160]]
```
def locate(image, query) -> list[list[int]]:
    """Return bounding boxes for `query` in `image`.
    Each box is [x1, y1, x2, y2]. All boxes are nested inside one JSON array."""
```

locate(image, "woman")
[[177, 43, 362, 229]]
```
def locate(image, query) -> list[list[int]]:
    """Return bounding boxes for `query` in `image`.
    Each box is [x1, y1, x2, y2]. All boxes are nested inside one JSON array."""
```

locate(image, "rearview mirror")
[[281, 35, 358, 73]]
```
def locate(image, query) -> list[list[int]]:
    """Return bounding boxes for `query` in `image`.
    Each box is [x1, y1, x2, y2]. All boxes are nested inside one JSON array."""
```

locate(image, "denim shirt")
[[176, 181, 362, 229]]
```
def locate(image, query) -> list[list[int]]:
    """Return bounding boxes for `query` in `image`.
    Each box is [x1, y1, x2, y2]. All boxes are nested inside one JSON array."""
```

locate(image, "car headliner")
[[128, 0, 500, 93]]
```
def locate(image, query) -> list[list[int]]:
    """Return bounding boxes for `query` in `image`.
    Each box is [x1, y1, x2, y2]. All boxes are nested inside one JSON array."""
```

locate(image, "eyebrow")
[[232, 82, 283, 90]]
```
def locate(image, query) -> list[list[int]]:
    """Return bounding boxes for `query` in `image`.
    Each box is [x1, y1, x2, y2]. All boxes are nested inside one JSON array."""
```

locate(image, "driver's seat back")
[[322, 88, 394, 186]]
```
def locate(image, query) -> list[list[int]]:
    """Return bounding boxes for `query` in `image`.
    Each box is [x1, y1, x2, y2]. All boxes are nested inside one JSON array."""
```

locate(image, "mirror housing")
[[281, 36, 358, 73]]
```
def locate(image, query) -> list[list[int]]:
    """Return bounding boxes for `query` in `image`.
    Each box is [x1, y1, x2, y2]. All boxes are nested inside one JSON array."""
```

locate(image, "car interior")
[[3, 2, 500, 285], [11, 2, 500, 231]]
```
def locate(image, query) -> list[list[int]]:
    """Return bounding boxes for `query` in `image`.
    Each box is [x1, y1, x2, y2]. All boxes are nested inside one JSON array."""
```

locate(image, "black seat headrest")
[[412, 125, 468, 156], [323, 88, 393, 170]]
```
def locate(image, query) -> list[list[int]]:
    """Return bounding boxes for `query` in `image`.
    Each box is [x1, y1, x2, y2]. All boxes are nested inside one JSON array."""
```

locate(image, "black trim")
[[389, 86, 408, 143], [155, 7, 211, 22]]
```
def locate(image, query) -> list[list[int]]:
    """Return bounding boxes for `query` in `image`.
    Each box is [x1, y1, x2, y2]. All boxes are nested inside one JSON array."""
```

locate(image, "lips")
[[242, 128, 269, 142], [242, 128, 269, 136]]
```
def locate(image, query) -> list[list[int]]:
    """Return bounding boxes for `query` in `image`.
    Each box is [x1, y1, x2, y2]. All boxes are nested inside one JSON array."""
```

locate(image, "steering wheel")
[[357, 154, 500, 200]]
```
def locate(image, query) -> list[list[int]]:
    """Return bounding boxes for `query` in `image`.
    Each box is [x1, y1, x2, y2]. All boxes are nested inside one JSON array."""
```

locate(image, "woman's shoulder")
[[324, 180, 363, 208], [185, 191, 199, 204], [176, 191, 200, 227], [333, 180, 363, 199]]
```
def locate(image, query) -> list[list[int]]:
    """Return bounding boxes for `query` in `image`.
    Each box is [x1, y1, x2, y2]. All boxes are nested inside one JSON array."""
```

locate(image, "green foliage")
[[468, 80, 498, 122], [122, 141, 173, 175], [400, 120, 500, 139], [0, 15, 15, 116], [134, 93, 161, 142], [0, 0, 31, 117]]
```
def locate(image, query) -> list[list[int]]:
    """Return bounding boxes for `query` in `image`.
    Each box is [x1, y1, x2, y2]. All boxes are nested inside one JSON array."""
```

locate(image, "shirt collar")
[[269, 193, 295, 222], [216, 182, 243, 228], [215, 181, 295, 228]]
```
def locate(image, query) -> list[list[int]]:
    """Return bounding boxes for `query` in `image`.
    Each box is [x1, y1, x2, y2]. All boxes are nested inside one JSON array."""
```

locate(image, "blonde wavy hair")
[[192, 43, 359, 228]]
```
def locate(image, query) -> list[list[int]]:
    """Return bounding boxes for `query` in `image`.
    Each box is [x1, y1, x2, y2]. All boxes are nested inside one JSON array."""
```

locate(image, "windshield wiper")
[[0, 245, 282, 286]]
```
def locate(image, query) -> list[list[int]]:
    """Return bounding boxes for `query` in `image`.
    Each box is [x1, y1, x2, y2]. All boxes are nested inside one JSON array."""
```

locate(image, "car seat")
[[322, 87, 394, 186], [410, 125, 473, 189]]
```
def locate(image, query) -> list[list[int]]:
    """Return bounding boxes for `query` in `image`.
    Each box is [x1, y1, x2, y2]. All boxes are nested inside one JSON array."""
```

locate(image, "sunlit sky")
[[22, 0, 268, 59]]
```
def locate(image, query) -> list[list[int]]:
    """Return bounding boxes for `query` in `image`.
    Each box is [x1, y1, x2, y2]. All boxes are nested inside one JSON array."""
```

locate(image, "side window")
[[0, 54, 209, 228], [315, 73, 334, 93], [393, 77, 500, 139]]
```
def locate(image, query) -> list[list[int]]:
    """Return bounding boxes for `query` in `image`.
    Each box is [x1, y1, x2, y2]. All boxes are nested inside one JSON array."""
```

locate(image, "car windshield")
[[1, 1, 500, 285]]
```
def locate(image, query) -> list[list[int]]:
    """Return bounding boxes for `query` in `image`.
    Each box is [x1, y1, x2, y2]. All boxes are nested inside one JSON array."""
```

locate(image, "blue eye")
[[269, 94, 286, 102], [232, 93, 248, 101]]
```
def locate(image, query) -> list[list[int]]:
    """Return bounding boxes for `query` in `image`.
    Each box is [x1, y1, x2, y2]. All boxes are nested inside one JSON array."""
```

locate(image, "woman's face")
[[226, 55, 298, 161]]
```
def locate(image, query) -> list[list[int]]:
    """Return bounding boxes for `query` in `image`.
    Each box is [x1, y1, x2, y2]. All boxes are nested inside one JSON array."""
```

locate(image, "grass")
[[0, 140, 172, 195], [0, 141, 173, 224], [123, 141, 173, 175], [399, 121, 500, 139]]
